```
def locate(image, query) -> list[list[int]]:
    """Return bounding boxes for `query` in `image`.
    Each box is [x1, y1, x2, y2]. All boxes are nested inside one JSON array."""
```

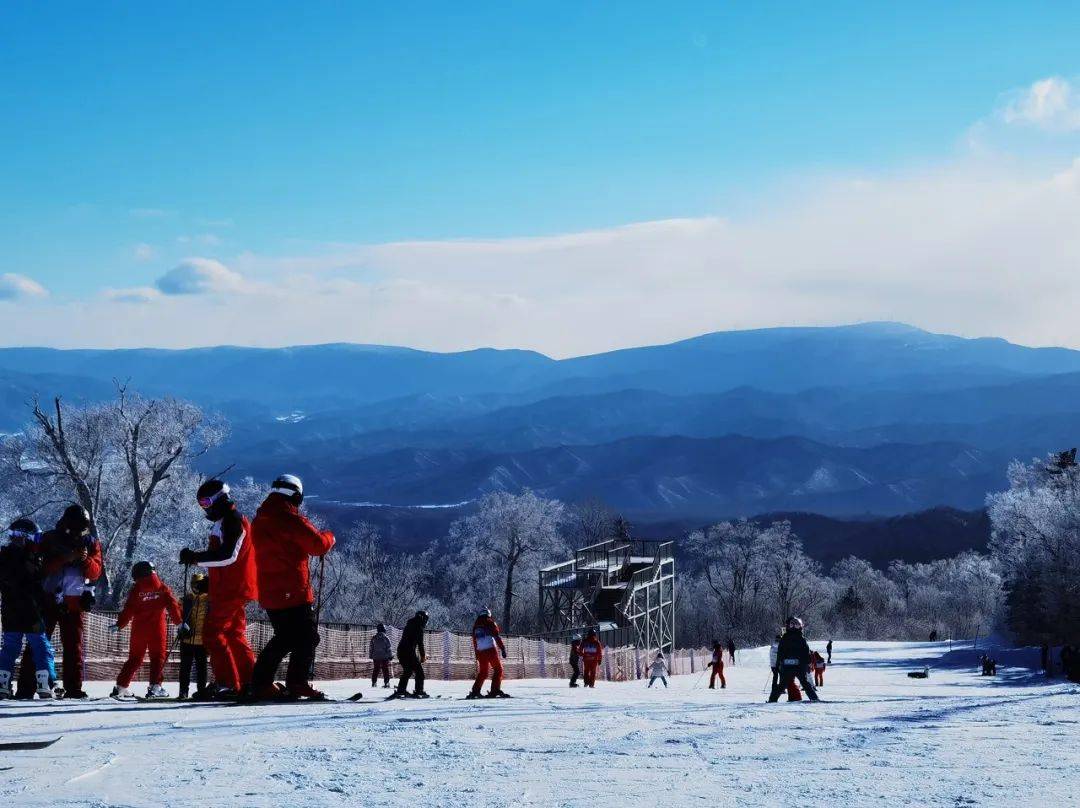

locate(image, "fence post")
[[539, 640, 547, 678], [442, 630, 452, 681]]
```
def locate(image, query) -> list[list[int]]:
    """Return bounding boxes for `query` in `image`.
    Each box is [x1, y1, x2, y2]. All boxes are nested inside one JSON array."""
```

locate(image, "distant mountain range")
[[0, 322, 1075, 556]]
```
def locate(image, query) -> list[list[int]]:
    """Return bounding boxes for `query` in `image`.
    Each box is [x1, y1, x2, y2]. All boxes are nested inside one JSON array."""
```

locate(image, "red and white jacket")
[[471, 615, 506, 656], [580, 636, 604, 663], [192, 507, 257, 603], [117, 573, 183, 630]]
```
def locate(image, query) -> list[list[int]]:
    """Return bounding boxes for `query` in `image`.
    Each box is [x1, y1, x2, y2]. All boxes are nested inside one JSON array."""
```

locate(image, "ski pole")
[[309, 555, 326, 680]]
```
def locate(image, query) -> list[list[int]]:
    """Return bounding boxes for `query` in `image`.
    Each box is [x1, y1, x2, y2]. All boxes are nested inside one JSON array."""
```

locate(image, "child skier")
[[111, 561, 184, 700], [709, 640, 727, 689], [569, 634, 582, 687], [467, 608, 508, 698], [178, 571, 210, 699], [647, 652, 668, 688], [369, 623, 393, 688], [580, 628, 604, 688], [811, 649, 826, 687], [0, 519, 57, 699]]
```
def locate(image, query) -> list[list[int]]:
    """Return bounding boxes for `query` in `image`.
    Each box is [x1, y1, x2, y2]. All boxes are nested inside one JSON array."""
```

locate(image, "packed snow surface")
[[1, 641, 1076, 807]]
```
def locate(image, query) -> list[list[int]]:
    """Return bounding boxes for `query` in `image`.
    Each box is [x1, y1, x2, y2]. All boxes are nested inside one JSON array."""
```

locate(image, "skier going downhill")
[[647, 652, 669, 688], [392, 610, 429, 698], [467, 608, 508, 699], [0, 519, 57, 700], [249, 475, 335, 701], [17, 505, 103, 699], [111, 561, 184, 700], [179, 571, 210, 699], [179, 479, 258, 700], [369, 623, 393, 688], [580, 628, 604, 688], [768, 617, 820, 703]]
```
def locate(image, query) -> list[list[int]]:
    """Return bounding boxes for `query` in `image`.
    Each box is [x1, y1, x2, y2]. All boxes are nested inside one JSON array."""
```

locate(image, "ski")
[[347, 691, 364, 701], [0, 737, 62, 751]]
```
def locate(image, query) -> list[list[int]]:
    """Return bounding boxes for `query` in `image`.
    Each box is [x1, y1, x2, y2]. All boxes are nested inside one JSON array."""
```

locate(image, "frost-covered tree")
[[987, 449, 1080, 642], [444, 490, 566, 632]]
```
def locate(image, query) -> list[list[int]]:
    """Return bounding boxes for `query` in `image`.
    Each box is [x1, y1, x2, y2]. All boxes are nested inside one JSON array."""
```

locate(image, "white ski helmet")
[[271, 474, 304, 502], [787, 616, 804, 630], [478, 607, 492, 619]]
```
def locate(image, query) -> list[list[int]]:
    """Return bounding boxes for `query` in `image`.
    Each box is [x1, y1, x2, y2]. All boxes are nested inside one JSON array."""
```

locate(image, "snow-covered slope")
[[1, 641, 1075, 807]]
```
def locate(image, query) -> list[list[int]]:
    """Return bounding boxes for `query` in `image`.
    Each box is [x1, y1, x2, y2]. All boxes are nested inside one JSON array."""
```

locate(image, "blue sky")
[[2, 3, 1080, 353]]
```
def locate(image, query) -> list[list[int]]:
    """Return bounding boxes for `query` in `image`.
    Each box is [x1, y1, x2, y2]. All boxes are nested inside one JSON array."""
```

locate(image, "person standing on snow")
[[768, 617, 820, 703], [179, 571, 210, 699], [580, 628, 604, 688], [0, 519, 57, 700], [392, 610, 429, 698], [709, 640, 727, 689], [248, 475, 335, 701], [568, 635, 583, 688], [647, 652, 669, 688], [726, 637, 736, 665], [179, 479, 257, 700], [369, 624, 393, 689], [826, 640, 833, 665], [18, 505, 103, 699], [110, 561, 184, 700], [811, 649, 826, 687], [466, 608, 508, 699]]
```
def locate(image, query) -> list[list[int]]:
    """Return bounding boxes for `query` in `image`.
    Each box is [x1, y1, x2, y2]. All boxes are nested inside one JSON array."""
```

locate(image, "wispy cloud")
[[999, 76, 1080, 132], [156, 258, 244, 295], [104, 286, 163, 304], [132, 243, 157, 263], [0, 273, 48, 301]]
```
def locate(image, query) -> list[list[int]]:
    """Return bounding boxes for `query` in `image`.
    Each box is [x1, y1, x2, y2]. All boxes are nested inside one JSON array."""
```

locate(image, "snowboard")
[[0, 737, 62, 751]]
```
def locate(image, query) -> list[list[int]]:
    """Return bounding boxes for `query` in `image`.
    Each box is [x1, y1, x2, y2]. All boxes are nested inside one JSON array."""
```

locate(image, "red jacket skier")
[[467, 609, 507, 698], [709, 641, 727, 689], [17, 505, 103, 699], [580, 629, 604, 687], [249, 475, 335, 700], [180, 479, 258, 697], [111, 562, 183, 699]]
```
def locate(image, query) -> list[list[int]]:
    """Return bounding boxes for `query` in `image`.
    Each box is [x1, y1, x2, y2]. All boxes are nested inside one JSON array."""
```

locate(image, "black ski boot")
[[465, 689, 483, 700]]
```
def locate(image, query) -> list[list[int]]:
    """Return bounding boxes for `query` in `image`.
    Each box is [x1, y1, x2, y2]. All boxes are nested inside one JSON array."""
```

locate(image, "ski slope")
[[0, 641, 1075, 807]]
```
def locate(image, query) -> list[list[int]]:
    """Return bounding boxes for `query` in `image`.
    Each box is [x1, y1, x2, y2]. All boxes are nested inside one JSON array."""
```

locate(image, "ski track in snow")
[[0, 641, 1076, 807]]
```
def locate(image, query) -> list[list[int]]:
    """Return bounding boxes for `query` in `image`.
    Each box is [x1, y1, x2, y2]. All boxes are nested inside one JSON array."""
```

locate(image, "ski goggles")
[[197, 488, 228, 509]]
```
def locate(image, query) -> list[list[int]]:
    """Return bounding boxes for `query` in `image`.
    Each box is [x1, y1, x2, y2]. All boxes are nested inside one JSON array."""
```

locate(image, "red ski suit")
[[471, 615, 506, 693], [710, 648, 727, 688], [252, 495, 335, 611], [580, 637, 604, 687], [193, 508, 257, 691], [116, 573, 183, 687]]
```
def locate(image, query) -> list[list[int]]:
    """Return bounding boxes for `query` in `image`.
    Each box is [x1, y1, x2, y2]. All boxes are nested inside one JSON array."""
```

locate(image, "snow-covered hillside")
[[1, 641, 1075, 807]]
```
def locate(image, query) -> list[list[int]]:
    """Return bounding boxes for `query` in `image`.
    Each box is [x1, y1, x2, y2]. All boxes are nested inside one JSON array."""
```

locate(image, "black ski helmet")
[[131, 560, 155, 580], [8, 517, 39, 537], [415, 610, 429, 624], [59, 504, 91, 535], [376, 623, 386, 633], [270, 474, 303, 505], [196, 479, 231, 520]]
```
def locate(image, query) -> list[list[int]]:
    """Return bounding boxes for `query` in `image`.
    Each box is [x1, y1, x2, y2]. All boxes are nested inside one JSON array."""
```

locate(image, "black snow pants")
[[396, 648, 425, 694], [569, 656, 581, 686], [769, 665, 820, 702], [251, 604, 320, 689], [179, 644, 208, 695]]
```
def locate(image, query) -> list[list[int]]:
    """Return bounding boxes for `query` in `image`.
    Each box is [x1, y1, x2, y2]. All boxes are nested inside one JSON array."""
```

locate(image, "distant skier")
[[369, 623, 393, 689], [769, 633, 781, 690], [980, 654, 997, 676], [110, 561, 183, 700], [568, 634, 583, 688], [580, 628, 604, 688], [811, 649, 826, 687], [392, 610, 429, 698], [178, 571, 210, 700], [709, 641, 726, 689], [826, 640, 833, 664], [768, 617, 820, 703], [1040, 643, 1050, 676], [929, 630, 938, 642], [726, 637, 736, 665], [0, 519, 57, 700], [647, 652, 668, 688], [467, 608, 508, 699], [249, 475, 335, 701], [179, 479, 257, 699], [18, 505, 103, 699]]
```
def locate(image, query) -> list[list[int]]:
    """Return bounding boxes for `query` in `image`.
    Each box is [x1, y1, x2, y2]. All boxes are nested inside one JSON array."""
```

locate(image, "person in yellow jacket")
[[179, 571, 210, 699]]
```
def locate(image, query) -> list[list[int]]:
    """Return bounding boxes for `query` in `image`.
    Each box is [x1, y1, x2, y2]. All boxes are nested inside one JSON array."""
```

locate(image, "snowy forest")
[[1, 388, 1076, 648]]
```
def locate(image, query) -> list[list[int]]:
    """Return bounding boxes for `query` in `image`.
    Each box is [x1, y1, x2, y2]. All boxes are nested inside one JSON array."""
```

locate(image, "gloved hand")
[[501, 648, 508, 660], [179, 548, 197, 565], [109, 623, 121, 633], [178, 623, 192, 640]]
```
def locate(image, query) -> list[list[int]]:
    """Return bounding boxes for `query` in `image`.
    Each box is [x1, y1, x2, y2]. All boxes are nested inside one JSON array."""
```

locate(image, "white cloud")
[[156, 258, 244, 296], [133, 243, 157, 263], [1000, 76, 1080, 132], [104, 286, 163, 304], [0, 273, 48, 301]]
